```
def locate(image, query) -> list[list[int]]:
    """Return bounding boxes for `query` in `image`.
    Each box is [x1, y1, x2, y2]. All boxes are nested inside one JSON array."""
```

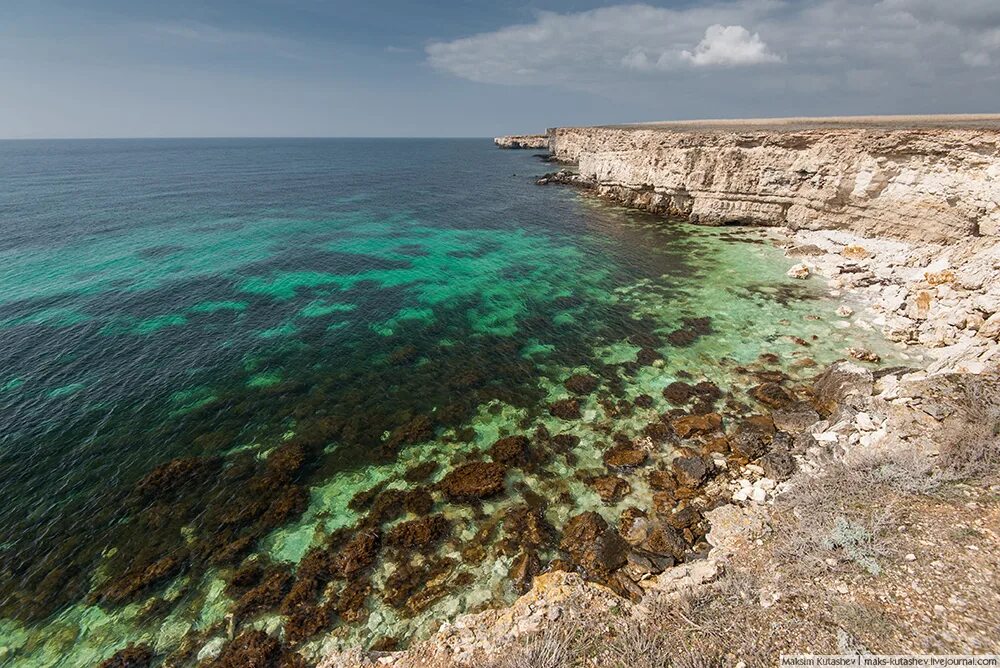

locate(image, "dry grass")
[[936, 378, 1000, 483], [486, 618, 591, 668]]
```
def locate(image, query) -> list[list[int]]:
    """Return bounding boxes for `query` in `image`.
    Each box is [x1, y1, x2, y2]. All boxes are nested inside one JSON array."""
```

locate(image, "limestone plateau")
[[493, 134, 549, 150], [544, 115, 1000, 243]]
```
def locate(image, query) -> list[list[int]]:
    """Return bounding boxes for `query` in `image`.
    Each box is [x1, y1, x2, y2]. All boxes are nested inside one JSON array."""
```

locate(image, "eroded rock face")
[[494, 134, 549, 150], [549, 123, 1000, 242], [771, 401, 821, 433], [813, 361, 875, 413]]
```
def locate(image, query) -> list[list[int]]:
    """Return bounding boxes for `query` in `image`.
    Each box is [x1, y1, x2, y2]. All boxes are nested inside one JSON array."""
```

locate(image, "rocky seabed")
[[314, 126, 1000, 666]]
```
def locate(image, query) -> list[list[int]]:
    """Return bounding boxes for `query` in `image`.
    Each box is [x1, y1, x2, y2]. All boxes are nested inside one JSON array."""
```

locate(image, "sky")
[[1, 0, 998, 138]]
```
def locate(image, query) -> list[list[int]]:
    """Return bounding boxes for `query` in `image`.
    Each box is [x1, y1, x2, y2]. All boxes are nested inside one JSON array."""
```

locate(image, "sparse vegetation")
[[489, 618, 590, 668]]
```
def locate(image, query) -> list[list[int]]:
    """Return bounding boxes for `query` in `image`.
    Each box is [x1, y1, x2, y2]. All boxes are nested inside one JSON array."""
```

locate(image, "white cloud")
[[680, 25, 781, 67], [962, 50, 992, 67], [426, 4, 786, 85], [425, 0, 1000, 93]]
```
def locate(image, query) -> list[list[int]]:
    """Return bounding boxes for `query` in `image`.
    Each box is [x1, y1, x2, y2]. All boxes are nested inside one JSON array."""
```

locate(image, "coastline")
[[310, 120, 1000, 666]]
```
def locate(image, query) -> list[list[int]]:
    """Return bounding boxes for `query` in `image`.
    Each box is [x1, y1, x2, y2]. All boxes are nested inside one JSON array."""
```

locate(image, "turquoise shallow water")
[[0, 139, 905, 666]]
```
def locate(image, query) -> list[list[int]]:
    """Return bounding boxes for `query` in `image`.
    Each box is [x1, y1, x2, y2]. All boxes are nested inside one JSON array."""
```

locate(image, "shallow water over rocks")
[[0, 139, 910, 666]]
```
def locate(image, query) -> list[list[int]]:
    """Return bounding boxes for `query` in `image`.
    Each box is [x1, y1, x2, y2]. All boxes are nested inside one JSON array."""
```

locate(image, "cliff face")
[[494, 134, 549, 150], [549, 123, 1000, 243]]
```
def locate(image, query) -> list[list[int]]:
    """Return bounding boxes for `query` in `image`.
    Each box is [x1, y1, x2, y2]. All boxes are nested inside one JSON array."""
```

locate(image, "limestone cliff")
[[494, 134, 549, 150], [548, 117, 1000, 243]]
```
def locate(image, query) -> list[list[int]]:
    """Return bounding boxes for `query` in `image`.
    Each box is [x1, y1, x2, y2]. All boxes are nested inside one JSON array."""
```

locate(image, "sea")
[[0, 138, 904, 666]]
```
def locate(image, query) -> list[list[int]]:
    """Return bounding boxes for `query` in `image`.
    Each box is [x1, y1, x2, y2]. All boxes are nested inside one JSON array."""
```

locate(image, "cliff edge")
[[548, 115, 1000, 243], [494, 134, 549, 150]]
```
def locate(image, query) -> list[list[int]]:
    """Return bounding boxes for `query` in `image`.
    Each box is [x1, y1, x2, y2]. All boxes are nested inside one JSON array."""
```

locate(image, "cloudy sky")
[[1, 0, 998, 137]]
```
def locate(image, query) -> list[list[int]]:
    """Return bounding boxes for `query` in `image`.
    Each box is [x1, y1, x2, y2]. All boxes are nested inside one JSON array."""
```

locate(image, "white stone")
[[979, 312, 1000, 340], [836, 305, 854, 317], [855, 412, 876, 431], [197, 638, 226, 662], [749, 487, 767, 504], [787, 263, 812, 279]]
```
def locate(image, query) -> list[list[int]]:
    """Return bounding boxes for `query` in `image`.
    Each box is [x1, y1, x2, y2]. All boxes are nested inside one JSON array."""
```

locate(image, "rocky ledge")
[[493, 134, 549, 150], [548, 115, 1000, 243]]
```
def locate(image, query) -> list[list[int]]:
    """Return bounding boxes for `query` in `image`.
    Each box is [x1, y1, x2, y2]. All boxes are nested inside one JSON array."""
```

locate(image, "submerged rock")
[[334, 529, 381, 578], [635, 347, 662, 366], [208, 630, 290, 668], [403, 487, 434, 516], [489, 435, 531, 466], [603, 446, 648, 470], [403, 461, 439, 483], [559, 512, 629, 578], [385, 414, 436, 449], [233, 566, 293, 618], [97, 553, 184, 605], [564, 373, 600, 395], [662, 381, 696, 405], [729, 416, 776, 461], [591, 476, 632, 503], [634, 394, 654, 408], [671, 453, 707, 488], [383, 556, 456, 616], [502, 505, 557, 551], [336, 577, 373, 623], [386, 515, 450, 550], [99, 645, 154, 668], [642, 421, 671, 441], [130, 456, 221, 503], [284, 597, 337, 644], [750, 382, 795, 409], [647, 469, 676, 491], [548, 398, 581, 420], [508, 550, 542, 594], [671, 412, 722, 438], [666, 317, 713, 347], [551, 433, 581, 454], [436, 462, 507, 501]]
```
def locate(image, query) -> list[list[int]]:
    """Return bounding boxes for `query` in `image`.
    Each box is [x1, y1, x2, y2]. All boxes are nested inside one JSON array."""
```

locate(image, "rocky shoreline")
[[493, 135, 549, 150], [313, 122, 1000, 666]]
